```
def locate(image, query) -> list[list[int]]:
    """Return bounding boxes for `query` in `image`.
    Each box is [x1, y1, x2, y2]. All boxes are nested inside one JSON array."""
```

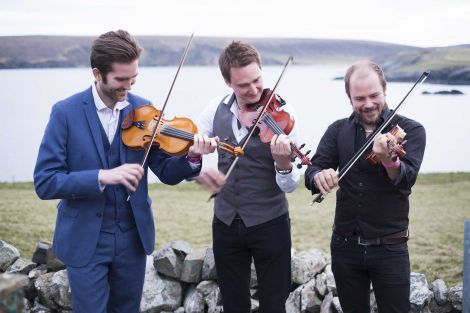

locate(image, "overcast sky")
[[1, 0, 469, 47]]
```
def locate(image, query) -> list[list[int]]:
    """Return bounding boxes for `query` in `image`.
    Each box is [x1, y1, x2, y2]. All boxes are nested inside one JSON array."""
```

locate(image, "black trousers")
[[331, 233, 410, 313], [212, 213, 291, 313]]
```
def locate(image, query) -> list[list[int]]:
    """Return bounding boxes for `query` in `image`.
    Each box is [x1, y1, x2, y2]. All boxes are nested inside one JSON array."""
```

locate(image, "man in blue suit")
[[34, 30, 217, 313]]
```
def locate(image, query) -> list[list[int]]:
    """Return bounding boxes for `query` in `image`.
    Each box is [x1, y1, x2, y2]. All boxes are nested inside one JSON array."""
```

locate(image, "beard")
[[101, 85, 127, 103], [357, 102, 388, 127]]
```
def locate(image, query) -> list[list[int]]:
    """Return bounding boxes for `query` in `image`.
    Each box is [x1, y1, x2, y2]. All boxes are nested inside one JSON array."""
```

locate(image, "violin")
[[366, 125, 407, 165], [121, 105, 242, 157], [238, 88, 311, 168]]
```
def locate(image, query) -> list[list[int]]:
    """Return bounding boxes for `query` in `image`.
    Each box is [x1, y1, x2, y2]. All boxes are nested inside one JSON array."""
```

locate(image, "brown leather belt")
[[336, 229, 409, 246]]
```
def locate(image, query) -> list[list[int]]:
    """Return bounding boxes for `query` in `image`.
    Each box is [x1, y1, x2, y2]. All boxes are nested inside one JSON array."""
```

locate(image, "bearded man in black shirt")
[[305, 60, 426, 313]]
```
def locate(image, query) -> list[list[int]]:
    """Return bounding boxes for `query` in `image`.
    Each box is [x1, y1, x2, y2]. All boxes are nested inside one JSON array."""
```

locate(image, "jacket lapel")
[[82, 88, 108, 168]]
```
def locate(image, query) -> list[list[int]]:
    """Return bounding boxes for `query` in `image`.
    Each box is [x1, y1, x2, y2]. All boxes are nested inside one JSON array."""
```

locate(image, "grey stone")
[[250, 260, 258, 288], [291, 249, 328, 284], [428, 298, 452, 313], [184, 284, 205, 313], [324, 265, 337, 296], [300, 278, 322, 313], [202, 247, 217, 280], [140, 256, 183, 312], [315, 272, 328, 297], [6, 257, 36, 274], [410, 272, 432, 312], [332, 297, 342, 313], [285, 284, 301, 313], [196, 280, 222, 312], [30, 298, 53, 312], [181, 248, 207, 283], [34, 270, 71, 311], [45, 249, 65, 272], [31, 241, 50, 265], [431, 278, 448, 305], [251, 297, 259, 312], [320, 292, 334, 313], [0, 240, 20, 271], [154, 245, 184, 279], [170, 240, 193, 258], [448, 283, 462, 311]]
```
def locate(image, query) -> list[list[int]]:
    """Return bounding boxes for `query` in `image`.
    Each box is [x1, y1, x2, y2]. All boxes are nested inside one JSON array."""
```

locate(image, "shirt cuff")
[[275, 165, 300, 193], [98, 170, 106, 192]]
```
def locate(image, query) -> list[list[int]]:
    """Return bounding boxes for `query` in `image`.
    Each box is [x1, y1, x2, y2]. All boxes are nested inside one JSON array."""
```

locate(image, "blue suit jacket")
[[34, 87, 200, 267]]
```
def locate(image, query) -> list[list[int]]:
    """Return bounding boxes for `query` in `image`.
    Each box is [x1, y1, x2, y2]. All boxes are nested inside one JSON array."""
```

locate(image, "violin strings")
[[263, 115, 304, 160], [160, 125, 194, 141]]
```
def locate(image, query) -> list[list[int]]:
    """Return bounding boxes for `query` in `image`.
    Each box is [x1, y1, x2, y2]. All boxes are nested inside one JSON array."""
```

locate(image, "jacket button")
[[358, 182, 364, 187], [96, 213, 102, 218]]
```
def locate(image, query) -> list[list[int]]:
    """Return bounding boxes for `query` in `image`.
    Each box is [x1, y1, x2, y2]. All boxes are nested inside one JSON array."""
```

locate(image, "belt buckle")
[[357, 236, 369, 246]]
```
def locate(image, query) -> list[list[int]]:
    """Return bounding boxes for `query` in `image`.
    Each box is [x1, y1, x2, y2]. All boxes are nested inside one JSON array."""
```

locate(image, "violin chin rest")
[[121, 110, 135, 129]]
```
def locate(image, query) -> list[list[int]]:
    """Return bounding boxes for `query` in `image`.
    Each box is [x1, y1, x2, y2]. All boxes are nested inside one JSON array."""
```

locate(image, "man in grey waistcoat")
[[195, 41, 300, 313]]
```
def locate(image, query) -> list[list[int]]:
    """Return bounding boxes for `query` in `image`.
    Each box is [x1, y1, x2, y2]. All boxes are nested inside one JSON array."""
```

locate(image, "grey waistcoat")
[[213, 94, 288, 227]]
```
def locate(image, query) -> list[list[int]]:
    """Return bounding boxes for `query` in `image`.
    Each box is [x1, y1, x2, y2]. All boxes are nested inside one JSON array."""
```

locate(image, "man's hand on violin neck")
[[372, 133, 396, 163], [99, 164, 144, 192], [194, 168, 226, 194], [270, 134, 293, 170], [188, 134, 218, 157], [314, 169, 339, 195]]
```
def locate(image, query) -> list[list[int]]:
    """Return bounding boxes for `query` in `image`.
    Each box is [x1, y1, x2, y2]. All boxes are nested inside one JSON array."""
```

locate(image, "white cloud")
[[0, 0, 469, 47]]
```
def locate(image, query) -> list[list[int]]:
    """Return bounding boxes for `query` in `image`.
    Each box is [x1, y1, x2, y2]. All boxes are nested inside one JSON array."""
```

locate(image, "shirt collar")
[[92, 81, 130, 112], [223, 92, 238, 115]]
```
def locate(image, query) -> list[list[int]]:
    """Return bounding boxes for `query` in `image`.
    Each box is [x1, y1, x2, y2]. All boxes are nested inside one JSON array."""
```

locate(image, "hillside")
[[1, 35, 469, 84], [0, 35, 416, 68], [376, 45, 470, 85]]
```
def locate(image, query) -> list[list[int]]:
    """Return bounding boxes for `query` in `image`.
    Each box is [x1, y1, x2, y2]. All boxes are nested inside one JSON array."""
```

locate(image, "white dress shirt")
[[92, 82, 130, 144], [197, 93, 300, 193]]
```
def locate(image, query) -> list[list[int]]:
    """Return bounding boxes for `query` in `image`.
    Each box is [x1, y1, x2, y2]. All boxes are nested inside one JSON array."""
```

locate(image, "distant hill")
[[375, 46, 470, 85], [1, 35, 469, 84], [0, 35, 416, 67]]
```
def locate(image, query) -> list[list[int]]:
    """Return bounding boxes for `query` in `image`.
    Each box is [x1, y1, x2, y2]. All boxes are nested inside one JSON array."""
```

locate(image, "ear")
[[92, 68, 102, 81]]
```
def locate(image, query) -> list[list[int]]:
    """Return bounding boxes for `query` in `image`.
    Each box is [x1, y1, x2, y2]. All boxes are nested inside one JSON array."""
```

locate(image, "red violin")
[[366, 125, 407, 165], [238, 88, 312, 168]]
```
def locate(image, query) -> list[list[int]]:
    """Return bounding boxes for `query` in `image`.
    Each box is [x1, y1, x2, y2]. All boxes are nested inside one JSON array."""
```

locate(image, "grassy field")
[[1, 172, 469, 286]]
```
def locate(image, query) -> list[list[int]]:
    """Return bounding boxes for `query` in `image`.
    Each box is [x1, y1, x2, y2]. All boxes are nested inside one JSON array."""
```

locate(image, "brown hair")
[[218, 41, 261, 83], [90, 30, 142, 80], [344, 60, 387, 99]]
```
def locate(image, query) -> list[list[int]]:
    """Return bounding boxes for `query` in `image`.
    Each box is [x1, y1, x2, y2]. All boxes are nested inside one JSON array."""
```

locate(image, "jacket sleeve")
[[147, 149, 201, 185], [34, 103, 102, 200]]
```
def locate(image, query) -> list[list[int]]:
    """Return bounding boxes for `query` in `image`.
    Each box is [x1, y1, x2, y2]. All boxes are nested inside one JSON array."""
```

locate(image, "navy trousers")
[[66, 227, 146, 313], [213, 213, 292, 313], [330, 233, 410, 313]]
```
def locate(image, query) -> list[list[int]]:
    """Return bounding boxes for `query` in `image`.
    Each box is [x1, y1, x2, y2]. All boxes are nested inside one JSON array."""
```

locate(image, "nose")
[[124, 78, 135, 90], [364, 96, 374, 107], [248, 83, 258, 95]]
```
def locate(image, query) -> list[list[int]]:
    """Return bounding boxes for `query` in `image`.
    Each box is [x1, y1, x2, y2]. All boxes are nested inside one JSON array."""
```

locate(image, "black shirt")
[[305, 109, 426, 238]]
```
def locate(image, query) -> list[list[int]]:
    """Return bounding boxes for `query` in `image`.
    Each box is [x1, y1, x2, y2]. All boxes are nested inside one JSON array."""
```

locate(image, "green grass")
[[1, 173, 469, 286]]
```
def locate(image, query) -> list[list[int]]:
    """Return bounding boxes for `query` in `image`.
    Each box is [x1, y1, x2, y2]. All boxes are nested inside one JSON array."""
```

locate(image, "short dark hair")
[[344, 60, 387, 99], [90, 30, 142, 78], [218, 41, 261, 83]]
